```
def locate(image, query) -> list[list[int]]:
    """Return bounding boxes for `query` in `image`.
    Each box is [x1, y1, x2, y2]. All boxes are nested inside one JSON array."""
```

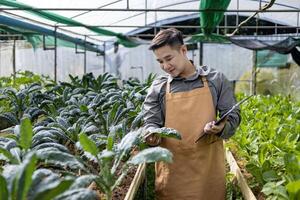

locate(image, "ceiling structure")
[[0, 0, 299, 49]]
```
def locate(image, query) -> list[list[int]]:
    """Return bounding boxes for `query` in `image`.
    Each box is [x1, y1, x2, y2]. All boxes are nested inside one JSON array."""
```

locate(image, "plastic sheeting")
[[106, 43, 254, 82], [3, 38, 297, 82], [202, 43, 253, 80], [1, 40, 256, 82], [1, 0, 299, 41], [0, 40, 103, 81]]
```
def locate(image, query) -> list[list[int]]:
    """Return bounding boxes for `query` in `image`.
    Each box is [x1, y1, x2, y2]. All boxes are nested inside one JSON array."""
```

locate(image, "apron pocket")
[[193, 134, 222, 147]]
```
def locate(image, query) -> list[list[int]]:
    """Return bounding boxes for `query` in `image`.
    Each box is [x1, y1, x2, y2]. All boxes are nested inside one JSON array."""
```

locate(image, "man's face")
[[154, 45, 187, 77]]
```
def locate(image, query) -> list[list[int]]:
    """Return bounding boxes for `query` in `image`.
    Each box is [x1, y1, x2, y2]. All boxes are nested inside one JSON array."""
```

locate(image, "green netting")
[[257, 50, 288, 68], [0, 25, 34, 34], [195, 0, 230, 43], [0, 0, 140, 47], [188, 0, 231, 42], [199, 0, 231, 36], [24, 35, 83, 50], [0, 26, 41, 48], [187, 33, 230, 43], [0, 26, 93, 51]]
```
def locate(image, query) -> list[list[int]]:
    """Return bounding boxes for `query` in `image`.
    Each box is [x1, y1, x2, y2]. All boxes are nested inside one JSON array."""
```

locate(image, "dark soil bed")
[[88, 166, 138, 200]]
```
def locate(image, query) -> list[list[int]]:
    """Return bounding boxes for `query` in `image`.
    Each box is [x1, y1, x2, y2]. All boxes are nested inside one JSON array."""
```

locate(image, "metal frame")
[[56, 25, 300, 29], [1, 0, 299, 41], [12, 39, 16, 85], [0, 8, 299, 12], [75, 35, 87, 74], [1, 11, 104, 44], [42, 26, 58, 82], [0, 0, 299, 89]]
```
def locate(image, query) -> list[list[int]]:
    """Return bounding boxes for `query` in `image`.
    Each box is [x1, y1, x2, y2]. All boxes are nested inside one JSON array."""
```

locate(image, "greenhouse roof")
[[0, 0, 299, 48]]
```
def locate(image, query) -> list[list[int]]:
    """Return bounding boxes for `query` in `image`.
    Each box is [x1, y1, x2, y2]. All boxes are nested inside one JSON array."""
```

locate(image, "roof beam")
[[0, 8, 299, 12]]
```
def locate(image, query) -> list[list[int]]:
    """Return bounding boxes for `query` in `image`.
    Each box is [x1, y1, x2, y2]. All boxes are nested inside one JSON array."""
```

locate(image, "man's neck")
[[181, 62, 196, 78]]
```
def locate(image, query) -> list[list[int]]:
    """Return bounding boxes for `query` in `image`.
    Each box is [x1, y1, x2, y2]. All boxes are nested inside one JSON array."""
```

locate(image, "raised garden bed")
[[131, 148, 256, 200]]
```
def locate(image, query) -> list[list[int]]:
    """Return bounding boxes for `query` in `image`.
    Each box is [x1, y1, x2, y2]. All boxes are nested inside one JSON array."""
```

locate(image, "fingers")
[[204, 121, 225, 135], [145, 133, 161, 147]]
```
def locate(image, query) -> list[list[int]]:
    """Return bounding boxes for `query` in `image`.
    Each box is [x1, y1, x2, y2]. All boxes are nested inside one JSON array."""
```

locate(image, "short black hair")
[[149, 28, 184, 51]]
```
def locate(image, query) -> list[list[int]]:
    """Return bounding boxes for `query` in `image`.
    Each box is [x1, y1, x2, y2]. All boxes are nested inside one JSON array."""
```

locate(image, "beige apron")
[[155, 76, 225, 200]]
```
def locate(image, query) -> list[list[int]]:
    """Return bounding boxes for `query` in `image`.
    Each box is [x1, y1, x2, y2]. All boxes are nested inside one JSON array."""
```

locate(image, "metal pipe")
[[154, 11, 157, 35], [257, 0, 262, 36], [2, 10, 55, 28], [251, 50, 257, 95], [54, 26, 57, 82], [12, 39, 16, 86], [236, 0, 239, 28], [105, 0, 199, 26], [225, 14, 228, 34], [87, 33, 300, 38], [0, 8, 298, 12], [56, 24, 300, 29], [0, 15, 103, 53], [192, 49, 195, 64], [103, 42, 106, 73], [199, 42, 203, 66], [70, 0, 122, 19], [297, 11, 299, 34], [259, 0, 262, 10], [3, 11, 104, 43], [145, 0, 147, 26], [84, 35, 87, 74]]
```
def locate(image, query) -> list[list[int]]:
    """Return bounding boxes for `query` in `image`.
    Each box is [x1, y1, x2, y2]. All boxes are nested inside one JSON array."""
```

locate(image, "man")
[[143, 28, 241, 199], [106, 42, 123, 78]]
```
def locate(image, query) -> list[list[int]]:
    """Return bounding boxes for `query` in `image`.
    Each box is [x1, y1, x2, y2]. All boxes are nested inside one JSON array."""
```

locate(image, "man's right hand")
[[145, 133, 161, 147]]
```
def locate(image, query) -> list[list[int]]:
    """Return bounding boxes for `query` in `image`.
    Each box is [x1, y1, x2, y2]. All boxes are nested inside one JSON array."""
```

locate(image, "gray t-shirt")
[[142, 65, 241, 139]]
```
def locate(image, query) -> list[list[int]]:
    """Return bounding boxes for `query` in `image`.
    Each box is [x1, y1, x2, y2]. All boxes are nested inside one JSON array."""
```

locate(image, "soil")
[[230, 150, 266, 200], [88, 166, 138, 200], [112, 166, 137, 200]]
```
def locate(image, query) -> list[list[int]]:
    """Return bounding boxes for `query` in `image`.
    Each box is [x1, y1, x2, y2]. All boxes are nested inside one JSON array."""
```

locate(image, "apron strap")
[[201, 76, 209, 88], [166, 75, 209, 94], [166, 79, 171, 94]]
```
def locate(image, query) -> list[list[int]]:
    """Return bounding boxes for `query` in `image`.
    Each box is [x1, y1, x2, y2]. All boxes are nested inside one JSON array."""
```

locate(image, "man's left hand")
[[204, 120, 226, 135]]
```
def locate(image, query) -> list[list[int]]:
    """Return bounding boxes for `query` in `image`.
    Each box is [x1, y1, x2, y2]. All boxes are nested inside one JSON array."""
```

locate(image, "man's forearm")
[[218, 113, 241, 139]]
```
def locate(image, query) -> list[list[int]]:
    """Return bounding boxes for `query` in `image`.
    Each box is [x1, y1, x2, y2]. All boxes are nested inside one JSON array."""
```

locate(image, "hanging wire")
[[227, 0, 276, 37]]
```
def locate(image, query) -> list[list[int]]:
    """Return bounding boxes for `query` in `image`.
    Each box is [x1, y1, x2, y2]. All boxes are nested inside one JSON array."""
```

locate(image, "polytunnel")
[[0, 0, 299, 82], [0, 1, 300, 199]]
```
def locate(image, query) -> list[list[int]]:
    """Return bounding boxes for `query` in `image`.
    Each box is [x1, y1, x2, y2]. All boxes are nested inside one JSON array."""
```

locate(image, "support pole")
[[192, 49, 195, 64], [154, 11, 157, 35], [224, 14, 228, 35], [75, 36, 87, 75], [236, 0, 239, 29], [13, 39, 16, 86], [42, 28, 57, 81], [297, 11, 299, 34], [54, 26, 57, 82], [251, 50, 257, 95], [199, 42, 203, 66], [103, 42, 106, 73], [145, 0, 147, 25], [84, 35, 87, 74]]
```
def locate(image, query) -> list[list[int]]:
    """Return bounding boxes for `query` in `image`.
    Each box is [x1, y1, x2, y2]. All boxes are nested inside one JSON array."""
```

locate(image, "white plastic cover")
[[1, 0, 299, 42]]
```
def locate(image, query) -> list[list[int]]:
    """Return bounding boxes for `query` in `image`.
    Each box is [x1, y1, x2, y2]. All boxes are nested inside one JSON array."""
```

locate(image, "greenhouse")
[[0, 0, 299, 199]]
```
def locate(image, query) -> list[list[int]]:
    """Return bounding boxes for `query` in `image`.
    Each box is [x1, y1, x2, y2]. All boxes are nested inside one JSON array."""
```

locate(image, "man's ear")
[[180, 45, 187, 55]]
